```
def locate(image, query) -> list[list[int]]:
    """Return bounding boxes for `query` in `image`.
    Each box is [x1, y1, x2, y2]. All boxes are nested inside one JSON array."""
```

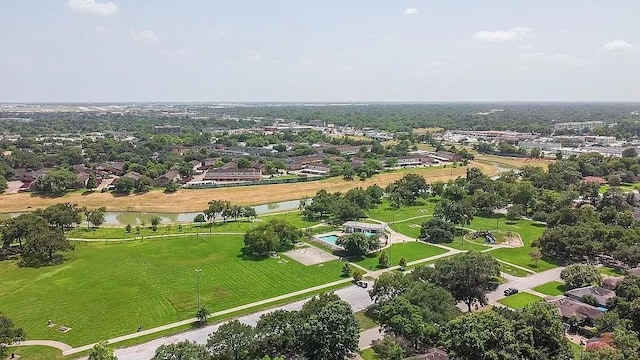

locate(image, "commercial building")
[[554, 121, 605, 131]]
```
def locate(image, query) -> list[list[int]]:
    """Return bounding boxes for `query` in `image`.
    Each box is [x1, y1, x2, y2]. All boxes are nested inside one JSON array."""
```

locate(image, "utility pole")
[[195, 269, 202, 309]]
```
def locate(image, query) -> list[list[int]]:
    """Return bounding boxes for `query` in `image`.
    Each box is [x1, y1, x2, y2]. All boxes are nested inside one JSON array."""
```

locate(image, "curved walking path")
[[13, 340, 72, 352]]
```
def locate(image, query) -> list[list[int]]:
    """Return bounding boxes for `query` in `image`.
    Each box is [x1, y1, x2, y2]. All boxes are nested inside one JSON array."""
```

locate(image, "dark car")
[[504, 287, 519, 296]]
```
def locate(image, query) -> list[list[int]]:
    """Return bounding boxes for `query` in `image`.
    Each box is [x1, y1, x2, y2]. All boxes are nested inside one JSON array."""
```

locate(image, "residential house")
[[343, 221, 386, 235], [98, 161, 126, 176], [548, 297, 605, 328], [300, 165, 331, 176], [564, 286, 616, 308], [434, 151, 463, 162], [155, 170, 181, 187], [204, 168, 262, 182], [409, 348, 449, 360], [601, 277, 623, 291], [121, 171, 143, 181]]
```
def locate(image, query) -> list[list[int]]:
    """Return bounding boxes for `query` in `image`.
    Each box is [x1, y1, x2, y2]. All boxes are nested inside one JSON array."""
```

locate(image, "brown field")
[[474, 154, 553, 169], [412, 127, 444, 134], [0, 163, 499, 213]]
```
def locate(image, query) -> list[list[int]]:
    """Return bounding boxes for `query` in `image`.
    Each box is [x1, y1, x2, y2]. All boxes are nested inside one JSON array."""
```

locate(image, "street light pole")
[[195, 269, 202, 309]]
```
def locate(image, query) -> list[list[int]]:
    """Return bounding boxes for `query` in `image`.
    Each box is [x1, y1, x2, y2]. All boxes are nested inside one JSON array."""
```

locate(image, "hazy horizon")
[[1, 1, 639, 103]]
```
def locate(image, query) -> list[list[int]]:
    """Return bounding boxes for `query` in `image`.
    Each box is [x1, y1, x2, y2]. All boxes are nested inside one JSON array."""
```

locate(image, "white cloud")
[[405, 8, 419, 15], [337, 64, 357, 72], [474, 27, 532, 42], [424, 61, 449, 69], [95, 26, 108, 32], [248, 50, 263, 61], [601, 39, 637, 52], [130, 29, 159, 42], [67, 0, 118, 16], [519, 52, 572, 62]]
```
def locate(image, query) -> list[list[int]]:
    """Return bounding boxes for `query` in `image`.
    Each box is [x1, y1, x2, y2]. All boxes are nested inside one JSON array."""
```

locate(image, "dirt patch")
[[283, 245, 338, 266], [3, 181, 24, 194], [0, 162, 499, 213]]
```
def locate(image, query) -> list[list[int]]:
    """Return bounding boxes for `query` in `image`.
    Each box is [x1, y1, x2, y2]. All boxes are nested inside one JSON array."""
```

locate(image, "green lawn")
[[67, 212, 318, 239], [353, 242, 447, 270], [470, 217, 556, 273], [498, 261, 533, 277], [389, 218, 425, 239], [367, 198, 437, 223], [0, 235, 343, 346], [355, 310, 378, 331], [598, 266, 625, 277], [498, 292, 543, 309], [445, 236, 491, 252], [600, 182, 640, 194], [6, 346, 63, 360], [360, 348, 379, 360], [533, 281, 567, 296], [570, 342, 584, 360]]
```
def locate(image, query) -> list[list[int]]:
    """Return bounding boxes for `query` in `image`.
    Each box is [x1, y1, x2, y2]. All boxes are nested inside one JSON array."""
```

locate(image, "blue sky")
[[0, 0, 639, 102]]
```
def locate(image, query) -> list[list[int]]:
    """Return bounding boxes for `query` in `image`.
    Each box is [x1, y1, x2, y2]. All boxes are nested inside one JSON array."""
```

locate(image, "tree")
[[506, 204, 525, 220], [0, 313, 25, 358], [86, 173, 99, 190], [207, 320, 254, 360], [114, 177, 136, 194], [165, 181, 179, 193], [150, 216, 162, 232], [369, 271, 411, 303], [622, 147, 638, 158], [373, 336, 404, 360], [399, 256, 407, 269], [353, 269, 365, 282], [515, 301, 573, 359], [529, 249, 543, 267], [433, 198, 473, 226], [1, 212, 49, 249], [299, 296, 359, 360], [35, 169, 81, 195], [385, 174, 429, 206], [194, 214, 206, 223], [125, 224, 132, 233], [88, 207, 107, 228], [243, 220, 302, 256], [152, 341, 211, 360], [608, 174, 622, 187], [442, 310, 521, 360], [41, 202, 82, 232], [341, 263, 353, 277], [136, 176, 154, 192], [560, 264, 603, 290], [420, 217, 455, 244], [88, 341, 118, 360], [378, 251, 390, 268], [21, 227, 73, 266], [336, 233, 380, 257], [254, 310, 301, 359], [196, 307, 210, 325], [0, 174, 7, 193], [204, 200, 224, 229], [431, 252, 500, 312]]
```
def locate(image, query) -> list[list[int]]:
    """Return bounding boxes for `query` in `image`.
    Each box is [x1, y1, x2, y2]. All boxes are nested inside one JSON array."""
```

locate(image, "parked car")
[[504, 288, 519, 296]]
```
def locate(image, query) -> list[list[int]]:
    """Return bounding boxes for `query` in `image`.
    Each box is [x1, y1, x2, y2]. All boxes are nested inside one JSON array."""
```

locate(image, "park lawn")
[[533, 281, 567, 296], [600, 182, 640, 194], [570, 342, 583, 360], [360, 348, 379, 360], [446, 236, 491, 252], [497, 261, 533, 277], [469, 216, 556, 273], [367, 198, 437, 223], [355, 310, 378, 331], [353, 242, 447, 270], [6, 346, 64, 360], [598, 266, 626, 277], [0, 235, 343, 347], [66, 212, 318, 239], [389, 218, 425, 239], [498, 292, 543, 309]]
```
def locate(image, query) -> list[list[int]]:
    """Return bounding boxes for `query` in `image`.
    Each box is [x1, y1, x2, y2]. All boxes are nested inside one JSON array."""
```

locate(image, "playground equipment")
[[472, 231, 496, 244]]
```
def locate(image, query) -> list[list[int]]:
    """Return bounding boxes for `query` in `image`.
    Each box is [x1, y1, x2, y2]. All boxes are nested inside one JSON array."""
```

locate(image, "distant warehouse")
[[154, 125, 182, 135], [553, 121, 604, 131]]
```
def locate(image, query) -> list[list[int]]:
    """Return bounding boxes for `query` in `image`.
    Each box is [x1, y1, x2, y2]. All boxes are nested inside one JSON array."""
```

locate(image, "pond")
[[0, 199, 304, 226]]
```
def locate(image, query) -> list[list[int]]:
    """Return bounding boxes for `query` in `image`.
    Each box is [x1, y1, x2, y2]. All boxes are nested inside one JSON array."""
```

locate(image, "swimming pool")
[[318, 234, 340, 246]]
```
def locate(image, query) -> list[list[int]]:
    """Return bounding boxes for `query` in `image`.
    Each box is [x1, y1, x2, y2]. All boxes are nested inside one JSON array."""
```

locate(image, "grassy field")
[[360, 348, 379, 360], [367, 198, 437, 223], [0, 162, 499, 213], [353, 242, 447, 270], [66, 212, 317, 239], [598, 266, 626, 277], [469, 216, 556, 273], [600, 182, 640, 194], [446, 236, 491, 252], [355, 310, 378, 331], [0, 235, 344, 346], [474, 154, 553, 170], [533, 281, 567, 296], [498, 292, 543, 309], [6, 346, 64, 360]]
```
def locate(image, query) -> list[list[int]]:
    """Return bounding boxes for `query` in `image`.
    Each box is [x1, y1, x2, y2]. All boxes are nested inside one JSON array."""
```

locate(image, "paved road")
[[111, 283, 374, 360], [488, 267, 564, 303], [359, 327, 383, 350]]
